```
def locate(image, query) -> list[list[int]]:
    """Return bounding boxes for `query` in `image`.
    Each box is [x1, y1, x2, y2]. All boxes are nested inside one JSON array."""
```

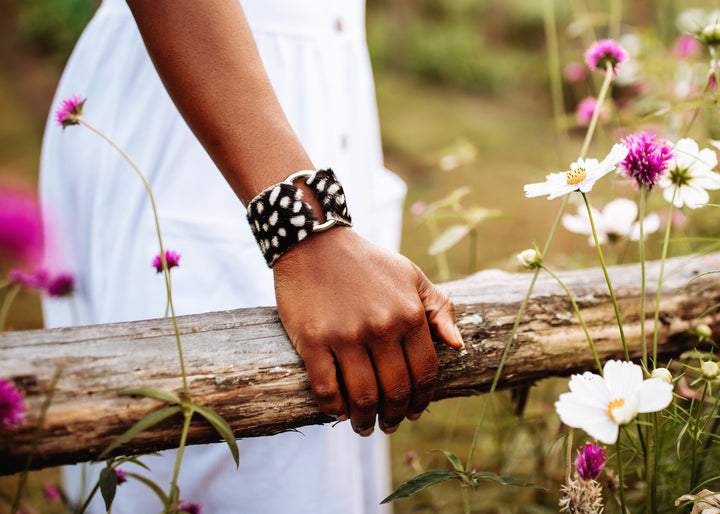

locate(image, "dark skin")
[[126, 0, 464, 436]]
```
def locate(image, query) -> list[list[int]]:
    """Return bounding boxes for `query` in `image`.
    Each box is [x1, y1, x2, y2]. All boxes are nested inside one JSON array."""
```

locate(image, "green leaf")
[[99, 467, 117, 511], [429, 224, 471, 255], [471, 471, 542, 489], [124, 472, 171, 510], [381, 469, 461, 503], [120, 456, 151, 471], [191, 404, 239, 467], [99, 405, 182, 459], [431, 449, 463, 472], [121, 388, 183, 405]]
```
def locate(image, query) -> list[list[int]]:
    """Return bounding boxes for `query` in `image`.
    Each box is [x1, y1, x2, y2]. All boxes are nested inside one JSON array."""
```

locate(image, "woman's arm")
[[126, 0, 464, 435]]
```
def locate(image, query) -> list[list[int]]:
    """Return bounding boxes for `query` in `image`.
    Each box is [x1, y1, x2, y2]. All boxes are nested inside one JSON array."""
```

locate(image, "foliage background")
[[1, 0, 719, 512]]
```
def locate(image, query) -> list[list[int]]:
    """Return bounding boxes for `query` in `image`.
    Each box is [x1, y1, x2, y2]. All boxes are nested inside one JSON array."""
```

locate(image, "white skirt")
[[40, 1, 405, 512]]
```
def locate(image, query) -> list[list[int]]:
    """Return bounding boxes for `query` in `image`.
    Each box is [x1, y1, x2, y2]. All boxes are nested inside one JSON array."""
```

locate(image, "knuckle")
[[414, 367, 439, 392], [313, 383, 340, 405], [351, 392, 379, 412], [384, 383, 412, 408]]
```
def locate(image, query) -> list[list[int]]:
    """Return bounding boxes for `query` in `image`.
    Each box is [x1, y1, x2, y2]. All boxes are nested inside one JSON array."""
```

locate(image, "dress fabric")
[[39, 0, 405, 512]]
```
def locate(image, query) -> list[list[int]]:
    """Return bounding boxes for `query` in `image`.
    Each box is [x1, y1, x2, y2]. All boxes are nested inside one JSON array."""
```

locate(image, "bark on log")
[[1, 253, 719, 474]]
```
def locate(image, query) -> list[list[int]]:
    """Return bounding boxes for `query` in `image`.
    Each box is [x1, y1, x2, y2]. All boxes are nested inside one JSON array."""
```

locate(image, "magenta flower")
[[673, 34, 703, 58], [152, 250, 181, 273], [619, 132, 674, 189], [574, 441, 607, 481], [0, 186, 44, 266], [46, 273, 75, 298], [43, 484, 62, 503], [179, 502, 202, 514], [55, 95, 86, 129], [115, 468, 128, 485], [575, 97, 607, 126], [585, 39, 629, 76], [8, 269, 40, 289], [0, 377, 26, 428], [563, 62, 589, 83]]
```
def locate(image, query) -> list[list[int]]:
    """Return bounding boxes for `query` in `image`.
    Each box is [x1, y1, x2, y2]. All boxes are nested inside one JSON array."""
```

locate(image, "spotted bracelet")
[[246, 169, 352, 267]]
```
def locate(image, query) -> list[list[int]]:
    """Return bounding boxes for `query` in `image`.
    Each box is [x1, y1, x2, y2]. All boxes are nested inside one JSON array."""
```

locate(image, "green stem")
[[468, 228, 477, 275], [462, 485, 470, 514], [542, 0, 570, 159], [541, 264, 602, 373], [691, 383, 708, 490], [653, 192, 676, 366], [10, 362, 64, 514], [578, 62, 615, 160], [77, 480, 101, 514], [169, 408, 193, 505], [0, 284, 21, 332], [639, 186, 648, 368], [79, 119, 189, 398], [616, 432, 628, 513], [582, 193, 629, 359]]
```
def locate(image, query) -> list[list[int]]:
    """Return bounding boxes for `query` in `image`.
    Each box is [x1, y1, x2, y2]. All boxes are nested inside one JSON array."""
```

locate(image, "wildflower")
[[115, 468, 128, 485], [563, 62, 588, 83], [410, 201, 426, 217], [561, 198, 660, 245], [672, 34, 703, 58], [619, 132, 674, 190], [695, 324, 714, 341], [8, 269, 40, 289], [585, 39, 629, 75], [517, 249, 541, 270], [0, 377, 26, 428], [43, 484, 62, 503], [575, 98, 608, 127], [651, 367, 673, 384], [701, 22, 720, 47], [46, 273, 75, 298], [152, 250, 181, 273], [55, 95, 86, 129], [0, 186, 43, 265], [702, 361, 719, 379], [179, 502, 202, 514], [659, 138, 720, 209], [574, 441, 607, 481], [559, 475, 604, 513], [555, 360, 673, 444], [524, 144, 628, 200]]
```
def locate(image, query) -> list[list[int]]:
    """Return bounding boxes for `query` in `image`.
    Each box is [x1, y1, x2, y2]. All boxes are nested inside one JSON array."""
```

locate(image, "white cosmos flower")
[[658, 138, 720, 209], [524, 144, 629, 200], [555, 360, 673, 444], [561, 198, 660, 245]]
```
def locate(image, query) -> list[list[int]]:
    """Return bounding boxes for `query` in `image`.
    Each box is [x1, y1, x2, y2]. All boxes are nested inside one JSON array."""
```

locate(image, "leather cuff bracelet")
[[247, 169, 352, 267]]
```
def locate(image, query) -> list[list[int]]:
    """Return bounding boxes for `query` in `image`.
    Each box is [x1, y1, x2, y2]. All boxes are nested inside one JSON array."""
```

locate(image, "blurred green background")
[[2, 0, 720, 512]]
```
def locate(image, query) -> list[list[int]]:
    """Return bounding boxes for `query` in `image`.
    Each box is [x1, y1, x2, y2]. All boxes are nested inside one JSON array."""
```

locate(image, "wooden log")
[[1, 252, 718, 474]]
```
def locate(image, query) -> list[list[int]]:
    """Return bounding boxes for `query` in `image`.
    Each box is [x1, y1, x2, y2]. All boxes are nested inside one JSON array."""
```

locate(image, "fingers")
[[403, 319, 439, 419], [335, 347, 379, 436], [302, 347, 348, 421], [370, 342, 412, 434], [414, 264, 464, 349]]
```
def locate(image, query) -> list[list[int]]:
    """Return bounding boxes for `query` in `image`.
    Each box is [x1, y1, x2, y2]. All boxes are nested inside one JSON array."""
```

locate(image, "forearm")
[[126, 0, 313, 204]]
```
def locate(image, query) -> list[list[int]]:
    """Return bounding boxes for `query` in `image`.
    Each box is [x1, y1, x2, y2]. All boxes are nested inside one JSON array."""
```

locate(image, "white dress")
[[39, 0, 406, 512]]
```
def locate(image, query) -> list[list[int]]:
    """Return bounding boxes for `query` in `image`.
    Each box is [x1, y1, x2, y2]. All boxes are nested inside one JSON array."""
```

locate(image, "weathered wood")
[[1, 253, 718, 474]]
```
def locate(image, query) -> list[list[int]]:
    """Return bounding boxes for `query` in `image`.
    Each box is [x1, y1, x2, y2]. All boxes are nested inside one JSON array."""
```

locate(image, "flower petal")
[[603, 360, 643, 400], [635, 378, 673, 413], [601, 198, 637, 236], [582, 416, 619, 444]]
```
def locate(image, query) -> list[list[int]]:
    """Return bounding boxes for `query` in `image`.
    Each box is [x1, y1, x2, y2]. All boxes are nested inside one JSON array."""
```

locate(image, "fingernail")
[[407, 412, 422, 421], [334, 413, 348, 422], [357, 426, 375, 437], [454, 325, 465, 348], [382, 424, 400, 434]]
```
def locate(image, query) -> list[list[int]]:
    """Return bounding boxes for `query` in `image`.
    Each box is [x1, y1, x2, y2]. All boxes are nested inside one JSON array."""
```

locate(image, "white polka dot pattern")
[[247, 169, 352, 267]]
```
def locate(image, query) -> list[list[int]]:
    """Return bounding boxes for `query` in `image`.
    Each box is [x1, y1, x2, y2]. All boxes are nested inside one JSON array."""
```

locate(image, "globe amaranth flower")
[[555, 360, 673, 444], [0, 186, 44, 266], [619, 132, 674, 190], [574, 441, 607, 481], [43, 484, 62, 503], [659, 138, 720, 209], [46, 273, 75, 298], [55, 95, 86, 129], [115, 468, 128, 485], [0, 377, 27, 428], [179, 502, 202, 514], [585, 39, 629, 76], [561, 198, 660, 246], [524, 144, 629, 200], [152, 250, 181, 273], [575, 97, 608, 127]]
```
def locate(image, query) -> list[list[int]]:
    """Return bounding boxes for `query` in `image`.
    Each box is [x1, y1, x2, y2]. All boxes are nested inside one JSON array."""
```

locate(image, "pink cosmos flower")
[[55, 95, 86, 129], [575, 97, 608, 126], [585, 39, 629, 76], [0, 186, 44, 266], [115, 468, 128, 485], [153, 250, 181, 273], [574, 441, 607, 481], [0, 377, 26, 428], [43, 484, 62, 503], [619, 132, 674, 189], [179, 502, 202, 514]]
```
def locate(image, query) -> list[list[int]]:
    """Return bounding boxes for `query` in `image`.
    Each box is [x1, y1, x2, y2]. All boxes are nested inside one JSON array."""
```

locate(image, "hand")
[[273, 227, 464, 436]]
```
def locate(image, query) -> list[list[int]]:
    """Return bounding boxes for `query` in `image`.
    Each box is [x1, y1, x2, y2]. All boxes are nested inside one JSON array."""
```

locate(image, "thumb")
[[413, 264, 464, 349]]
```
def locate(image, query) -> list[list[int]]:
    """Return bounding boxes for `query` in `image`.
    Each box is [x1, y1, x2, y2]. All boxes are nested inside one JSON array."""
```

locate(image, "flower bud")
[[702, 360, 719, 379], [517, 249, 541, 270], [696, 324, 713, 339], [702, 23, 720, 47], [650, 367, 673, 384]]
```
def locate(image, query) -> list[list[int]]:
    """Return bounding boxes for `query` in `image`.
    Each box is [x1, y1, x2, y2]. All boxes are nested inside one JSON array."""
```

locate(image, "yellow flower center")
[[607, 399, 625, 421], [565, 166, 587, 185]]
